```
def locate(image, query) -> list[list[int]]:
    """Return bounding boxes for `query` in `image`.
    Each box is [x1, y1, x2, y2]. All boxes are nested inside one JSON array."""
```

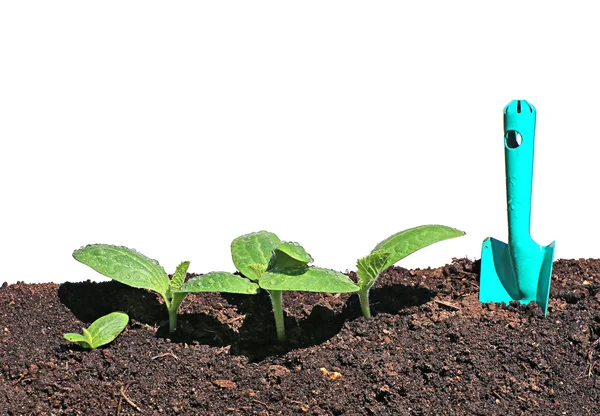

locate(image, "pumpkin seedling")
[[231, 231, 359, 343], [73, 244, 259, 334], [356, 225, 465, 319], [64, 311, 129, 349]]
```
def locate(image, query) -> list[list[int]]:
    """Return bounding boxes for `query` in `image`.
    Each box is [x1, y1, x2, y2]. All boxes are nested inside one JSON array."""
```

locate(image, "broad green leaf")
[[175, 271, 260, 294], [170, 261, 190, 290], [260, 267, 359, 293], [87, 312, 129, 348], [356, 249, 391, 291], [73, 244, 170, 297], [64, 311, 129, 349], [231, 231, 281, 281], [269, 241, 313, 269], [372, 225, 465, 270]]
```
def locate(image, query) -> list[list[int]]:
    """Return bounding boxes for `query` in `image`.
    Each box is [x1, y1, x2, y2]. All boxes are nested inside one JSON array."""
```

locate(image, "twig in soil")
[[252, 399, 270, 409], [585, 338, 600, 377], [434, 299, 461, 310], [588, 361, 597, 377], [151, 352, 179, 361], [12, 373, 26, 385], [119, 385, 142, 413], [13, 373, 35, 385]]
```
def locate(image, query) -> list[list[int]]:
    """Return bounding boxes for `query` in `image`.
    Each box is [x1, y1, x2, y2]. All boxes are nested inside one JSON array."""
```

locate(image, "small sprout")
[[356, 225, 465, 319], [231, 231, 359, 343], [73, 244, 258, 334], [64, 311, 129, 349]]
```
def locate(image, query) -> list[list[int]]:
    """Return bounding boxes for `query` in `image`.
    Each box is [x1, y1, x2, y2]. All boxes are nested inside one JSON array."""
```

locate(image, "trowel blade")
[[536, 241, 555, 314], [480, 237, 521, 303], [480, 237, 555, 314]]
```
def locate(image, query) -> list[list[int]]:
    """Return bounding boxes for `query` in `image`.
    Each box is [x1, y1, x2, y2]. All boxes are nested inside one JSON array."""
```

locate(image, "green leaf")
[[81, 328, 94, 345], [248, 263, 267, 277], [73, 244, 170, 297], [63, 333, 91, 349], [372, 225, 465, 270], [86, 311, 129, 348], [260, 267, 359, 293], [64, 311, 129, 349], [175, 272, 260, 294], [268, 241, 313, 269], [356, 249, 391, 291], [274, 242, 313, 264], [170, 261, 190, 290], [231, 231, 281, 281]]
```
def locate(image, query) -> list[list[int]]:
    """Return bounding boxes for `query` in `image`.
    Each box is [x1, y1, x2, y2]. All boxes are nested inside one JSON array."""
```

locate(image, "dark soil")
[[2, 258, 600, 415]]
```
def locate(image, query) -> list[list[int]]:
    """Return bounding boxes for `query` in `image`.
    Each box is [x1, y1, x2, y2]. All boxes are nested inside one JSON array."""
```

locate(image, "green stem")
[[165, 292, 186, 334], [358, 289, 372, 319], [268, 289, 286, 343], [168, 307, 178, 334]]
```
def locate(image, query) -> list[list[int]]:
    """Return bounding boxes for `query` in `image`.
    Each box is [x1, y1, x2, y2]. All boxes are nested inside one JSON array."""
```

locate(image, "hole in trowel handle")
[[505, 130, 522, 149]]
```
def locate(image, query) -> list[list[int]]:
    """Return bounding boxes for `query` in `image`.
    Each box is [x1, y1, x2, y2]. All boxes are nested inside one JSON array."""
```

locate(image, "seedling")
[[356, 225, 465, 319], [64, 311, 129, 349], [231, 231, 359, 343], [73, 244, 259, 334]]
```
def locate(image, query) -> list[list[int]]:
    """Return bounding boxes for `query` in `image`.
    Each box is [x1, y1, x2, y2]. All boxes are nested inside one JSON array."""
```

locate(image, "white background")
[[1, 1, 598, 284]]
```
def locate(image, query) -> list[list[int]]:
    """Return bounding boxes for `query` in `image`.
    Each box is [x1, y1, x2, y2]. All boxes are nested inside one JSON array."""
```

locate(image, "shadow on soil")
[[224, 282, 436, 361], [368, 282, 436, 316], [58, 281, 235, 348], [58, 281, 164, 324], [58, 278, 436, 361]]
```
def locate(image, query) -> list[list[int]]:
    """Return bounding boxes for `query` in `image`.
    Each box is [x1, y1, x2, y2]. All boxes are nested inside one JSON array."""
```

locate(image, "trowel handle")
[[503, 100, 536, 242]]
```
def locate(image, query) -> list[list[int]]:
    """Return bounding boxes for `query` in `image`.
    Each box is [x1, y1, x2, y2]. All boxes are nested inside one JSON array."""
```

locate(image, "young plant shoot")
[[64, 311, 129, 349], [231, 231, 359, 343], [356, 225, 465, 319], [73, 245, 259, 334]]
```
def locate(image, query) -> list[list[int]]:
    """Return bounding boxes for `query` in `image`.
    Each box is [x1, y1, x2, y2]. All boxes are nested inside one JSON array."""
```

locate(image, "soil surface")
[[2, 258, 600, 415]]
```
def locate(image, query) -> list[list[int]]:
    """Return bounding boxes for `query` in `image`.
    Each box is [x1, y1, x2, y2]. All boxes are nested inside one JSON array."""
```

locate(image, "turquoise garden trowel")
[[480, 100, 555, 314]]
